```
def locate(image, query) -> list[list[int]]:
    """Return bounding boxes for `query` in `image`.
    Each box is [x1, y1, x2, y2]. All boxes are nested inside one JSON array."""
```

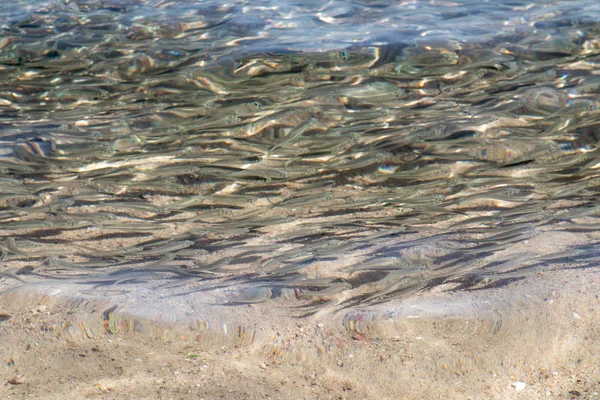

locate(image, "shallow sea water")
[[1, 1, 600, 396]]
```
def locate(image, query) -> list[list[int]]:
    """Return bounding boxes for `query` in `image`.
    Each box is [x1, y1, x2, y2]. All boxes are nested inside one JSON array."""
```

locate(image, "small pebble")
[[8, 375, 25, 385], [512, 381, 526, 391], [92, 383, 109, 392]]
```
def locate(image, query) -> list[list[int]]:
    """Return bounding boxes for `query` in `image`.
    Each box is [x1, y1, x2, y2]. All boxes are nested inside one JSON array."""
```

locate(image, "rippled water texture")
[[2, 0, 600, 318]]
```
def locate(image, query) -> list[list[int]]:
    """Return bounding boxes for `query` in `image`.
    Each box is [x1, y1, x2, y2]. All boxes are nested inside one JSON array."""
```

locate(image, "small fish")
[[228, 168, 289, 181], [395, 49, 459, 74], [143, 253, 178, 269], [346, 257, 403, 273], [447, 242, 508, 255], [5, 238, 29, 258], [298, 283, 351, 299], [270, 116, 319, 153], [192, 256, 235, 273], [362, 275, 423, 303], [276, 192, 334, 208], [536, 249, 584, 262], [0, 220, 54, 230], [549, 179, 597, 199], [97, 222, 159, 231], [475, 264, 546, 280], [476, 224, 536, 244], [480, 252, 533, 274], [143, 240, 195, 256], [0, 268, 26, 283], [560, 223, 600, 231], [529, 38, 579, 56], [44, 256, 95, 273], [76, 244, 143, 257]]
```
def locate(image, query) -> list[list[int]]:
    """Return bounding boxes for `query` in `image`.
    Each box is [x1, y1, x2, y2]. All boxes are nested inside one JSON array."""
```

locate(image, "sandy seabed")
[[0, 264, 599, 400], [0, 203, 599, 400]]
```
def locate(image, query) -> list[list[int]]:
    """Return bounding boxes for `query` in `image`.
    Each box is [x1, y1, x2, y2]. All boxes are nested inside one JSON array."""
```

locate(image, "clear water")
[[1, 0, 600, 349]]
